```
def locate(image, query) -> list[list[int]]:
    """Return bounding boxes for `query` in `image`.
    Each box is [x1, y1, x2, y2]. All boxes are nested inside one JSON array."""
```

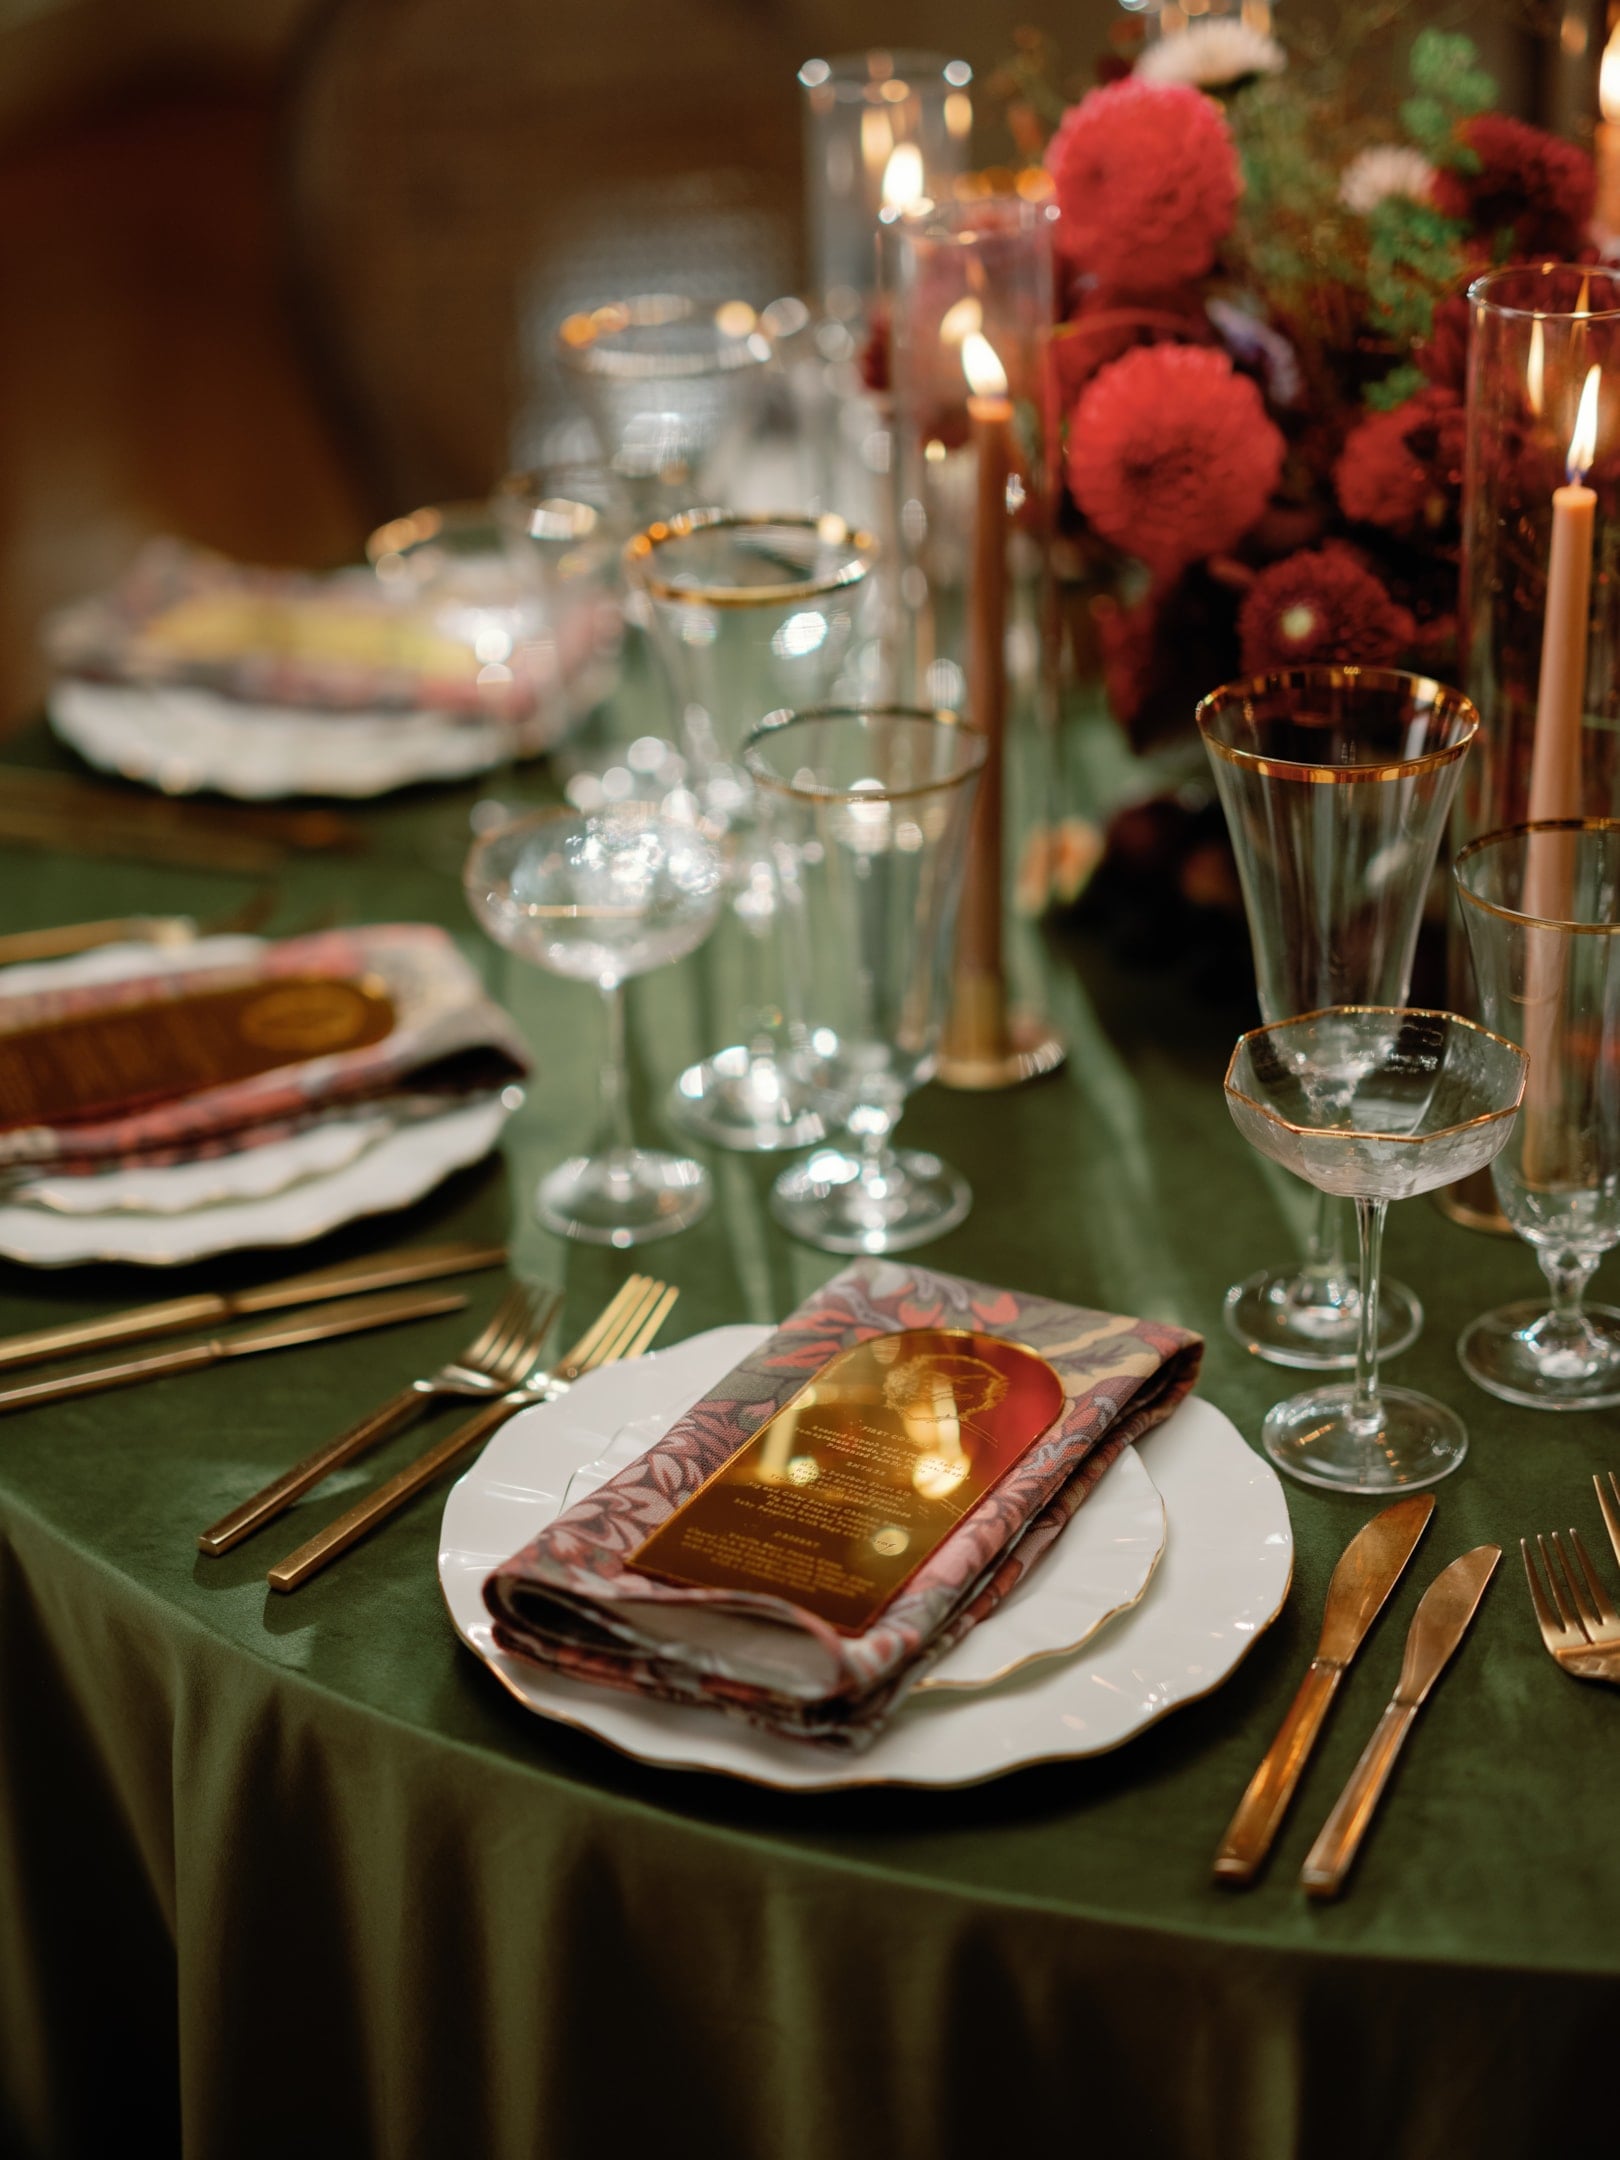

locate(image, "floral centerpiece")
[[995, 13, 1596, 938]]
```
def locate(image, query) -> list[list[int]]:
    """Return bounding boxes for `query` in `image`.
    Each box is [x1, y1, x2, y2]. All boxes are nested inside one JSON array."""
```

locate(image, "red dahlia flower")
[[1047, 78, 1241, 294], [1068, 344, 1284, 578], [1432, 116, 1595, 259], [1335, 387, 1464, 535], [1238, 544, 1415, 673]]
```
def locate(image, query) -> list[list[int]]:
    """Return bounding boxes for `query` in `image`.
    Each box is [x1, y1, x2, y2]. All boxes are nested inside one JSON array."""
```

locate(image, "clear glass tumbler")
[[1197, 668, 1479, 1369], [1455, 819, 1620, 1408], [626, 511, 878, 1152], [744, 704, 987, 1253], [463, 807, 723, 1247]]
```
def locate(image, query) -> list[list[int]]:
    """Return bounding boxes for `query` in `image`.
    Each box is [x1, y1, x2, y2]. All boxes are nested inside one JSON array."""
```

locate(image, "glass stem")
[[1303, 1189, 1348, 1286], [1349, 1197, 1387, 1431], [593, 980, 636, 1161], [1534, 1248, 1599, 1345]]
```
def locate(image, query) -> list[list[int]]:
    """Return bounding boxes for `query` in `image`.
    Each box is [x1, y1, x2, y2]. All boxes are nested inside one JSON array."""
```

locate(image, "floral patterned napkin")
[[485, 1260, 1202, 1751], [0, 926, 528, 1171]]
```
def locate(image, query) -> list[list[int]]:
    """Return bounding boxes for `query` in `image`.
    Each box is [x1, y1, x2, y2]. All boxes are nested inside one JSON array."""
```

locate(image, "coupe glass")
[[463, 808, 723, 1247], [744, 705, 986, 1253], [1197, 668, 1479, 1369], [556, 295, 774, 524], [1226, 1009, 1527, 1492], [1454, 820, 1620, 1408], [626, 511, 878, 1152]]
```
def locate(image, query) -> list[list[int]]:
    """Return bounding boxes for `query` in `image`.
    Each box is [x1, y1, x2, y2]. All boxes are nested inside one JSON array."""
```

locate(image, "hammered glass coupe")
[[626, 511, 878, 1152], [1226, 1009, 1527, 1492], [464, 808, 723, 1247], [744, 705, 986, 1253], [1197, 668, 1479, 1369], [1455, 820, 1620, 1408], [556, 295, 774, 523]]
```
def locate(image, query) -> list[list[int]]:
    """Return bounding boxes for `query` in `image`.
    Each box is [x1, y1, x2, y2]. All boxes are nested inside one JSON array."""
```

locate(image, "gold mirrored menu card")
[[627, 1329, 1067, 1634]]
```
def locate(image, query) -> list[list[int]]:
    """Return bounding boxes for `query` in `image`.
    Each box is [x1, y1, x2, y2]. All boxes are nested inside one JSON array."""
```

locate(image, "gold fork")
[[266, 1273, 678, 1592], [1521, 1517, 1620, 1684], [199, 1281, 561, 1555]]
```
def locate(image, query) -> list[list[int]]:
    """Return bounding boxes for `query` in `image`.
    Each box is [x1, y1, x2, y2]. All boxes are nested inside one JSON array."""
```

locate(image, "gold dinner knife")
[[0, 1238, 506, 1375], [0, 1284, 470, 1416], [1300, 1543, 1501, 1901], [1213, 1492, 1435, 1886]]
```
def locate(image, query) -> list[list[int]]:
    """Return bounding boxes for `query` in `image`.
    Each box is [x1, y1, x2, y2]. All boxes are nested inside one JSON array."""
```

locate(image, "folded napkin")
[[43, 537, 605, 724], [485, 1260, 1202, 1750], [0, 926, 527, 1171]]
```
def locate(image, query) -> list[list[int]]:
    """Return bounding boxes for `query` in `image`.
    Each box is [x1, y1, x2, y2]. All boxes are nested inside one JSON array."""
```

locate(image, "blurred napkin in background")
[[485, 1260, 1202, 1751]]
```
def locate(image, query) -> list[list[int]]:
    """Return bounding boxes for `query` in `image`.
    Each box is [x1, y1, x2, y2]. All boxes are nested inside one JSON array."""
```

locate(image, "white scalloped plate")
[[439, 1324, 1294, 1790]]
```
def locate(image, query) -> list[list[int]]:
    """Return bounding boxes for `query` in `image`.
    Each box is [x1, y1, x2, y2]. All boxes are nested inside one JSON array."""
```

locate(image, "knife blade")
[[0, 1238, 507, 1374], [1300, 1543, 1501, 1900], [1213, 1492, 1434, 1885], [0, 1284, 470, 1416]]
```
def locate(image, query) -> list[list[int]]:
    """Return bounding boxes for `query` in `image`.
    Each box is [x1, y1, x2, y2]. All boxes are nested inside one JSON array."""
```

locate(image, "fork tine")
[[1566, 1526, 1620, 1629], [1523, 1538, 1572, 1652], [1550, 1533, 1600, 1640], [464, 1291, 521, 1368], [557, 1275, 648, 1375], [471, 1286, 529, 1375], [1538, 1534, 1584, 1636], [1596, 1472, 1620, 1572], [492, 1288, 563, 1385], [580, 1277, 668, 1373], [619, 1282, 678, 1361]]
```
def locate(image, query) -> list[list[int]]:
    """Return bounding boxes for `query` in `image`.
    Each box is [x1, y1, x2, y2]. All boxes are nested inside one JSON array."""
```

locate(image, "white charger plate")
[[0, 937, 517, 1266], [439, 1324, 1294, 1791]]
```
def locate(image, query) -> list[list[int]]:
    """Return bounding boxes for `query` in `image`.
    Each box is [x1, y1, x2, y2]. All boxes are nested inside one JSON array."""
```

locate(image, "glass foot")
[[669, 1047, 824, 1152], [1458, 1300, 1620, 1411], [537, 1147, 709, 1248], [1224, 1265, 1423, 1370], [770, 1145, 971, 1254], [1263, 1382, 1468, 1494]]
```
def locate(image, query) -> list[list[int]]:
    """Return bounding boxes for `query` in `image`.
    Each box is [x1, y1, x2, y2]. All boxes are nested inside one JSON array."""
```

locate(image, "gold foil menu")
[[627, 1329, 1067, 1634]]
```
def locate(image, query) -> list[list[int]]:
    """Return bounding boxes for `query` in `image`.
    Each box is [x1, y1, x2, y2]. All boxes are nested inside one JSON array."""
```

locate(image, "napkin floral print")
[[485, 1260, 1202, 1749]]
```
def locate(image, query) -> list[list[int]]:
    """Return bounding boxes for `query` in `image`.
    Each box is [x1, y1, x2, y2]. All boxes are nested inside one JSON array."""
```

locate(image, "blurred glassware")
[[745, 704, 987, 1253], [555, 295, 775, 524], [464, 807, 723, 1247], [796, 51, 974, 330], [1197, 668, 1478, 1370], [1454, 819, 1620, 1408], [1226, 1008, 1527, 1492], [625, 510, 878, 1152]]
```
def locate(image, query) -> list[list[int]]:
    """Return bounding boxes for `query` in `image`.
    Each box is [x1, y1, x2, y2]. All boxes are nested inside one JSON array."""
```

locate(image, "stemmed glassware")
[[556, 296, 775, 524], [744, 704, 986, 1253], [1197, 668, 1479, 1369], [1226, 1008, 1527, 1492], [626, 511, 878, 1151], [463, 807, 723, 1247], [1454, 820, 1620, 1408]]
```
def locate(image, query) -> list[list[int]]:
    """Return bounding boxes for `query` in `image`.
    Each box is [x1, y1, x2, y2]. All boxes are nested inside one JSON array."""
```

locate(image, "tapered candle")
[[1599, 29, 1620, 241], [1528, 363, 1600, 824], [945, 330, 1013, 1061]]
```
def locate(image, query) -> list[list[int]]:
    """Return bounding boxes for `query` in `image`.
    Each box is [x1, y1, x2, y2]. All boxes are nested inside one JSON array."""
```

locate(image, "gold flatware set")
[[1522, 1474, 1620, 1685]]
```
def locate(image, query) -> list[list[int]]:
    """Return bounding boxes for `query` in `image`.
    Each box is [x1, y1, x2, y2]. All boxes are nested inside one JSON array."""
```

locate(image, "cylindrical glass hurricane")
[[890, 192, 1065, 1085], [797, 51, 974, 329]]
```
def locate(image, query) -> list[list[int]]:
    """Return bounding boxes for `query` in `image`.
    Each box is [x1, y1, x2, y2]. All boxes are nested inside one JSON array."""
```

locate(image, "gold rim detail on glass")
[[1222, 1006, 1529, 1146], [555, 295, 771, 379], [625, 511, 879, 607], [1453, 819, 1620, 935], [1467, 263, 1620, 323], [742, 704, 987, 804], [1195, 668, 1479, 783]]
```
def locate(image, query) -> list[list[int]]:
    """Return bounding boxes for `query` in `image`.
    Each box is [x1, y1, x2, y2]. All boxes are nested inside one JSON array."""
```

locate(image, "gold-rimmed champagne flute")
[[1197, 668, 1479, 1370]]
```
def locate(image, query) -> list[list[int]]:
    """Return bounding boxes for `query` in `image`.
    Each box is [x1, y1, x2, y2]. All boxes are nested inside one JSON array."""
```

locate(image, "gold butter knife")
[[1213, 1492, 1434, 1886], [0, 1283, 472, 1417], [0, 1238, 506, 1374], [1300, 1543, 1501, 1901]]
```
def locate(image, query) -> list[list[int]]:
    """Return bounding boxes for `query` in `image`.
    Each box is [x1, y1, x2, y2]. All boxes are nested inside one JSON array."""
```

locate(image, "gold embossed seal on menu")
[[627, 1329, 1067, 1633]]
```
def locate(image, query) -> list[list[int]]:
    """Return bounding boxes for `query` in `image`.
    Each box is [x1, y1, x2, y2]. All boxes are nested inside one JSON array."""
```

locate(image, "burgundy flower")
[[1068, 343, 1284, 578], [1415, 295, 1469, 395], [1238, 543, 1415, 672], [1335, 387, 1464, 535], [1047, 78, 1241, 294], [1432, 116, 1595, 258]]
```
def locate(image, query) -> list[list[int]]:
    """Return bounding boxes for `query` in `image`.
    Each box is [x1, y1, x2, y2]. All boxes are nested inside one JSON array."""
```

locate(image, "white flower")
[[1134, 20, 1286, 89], [1339, 145, 1438, 217]]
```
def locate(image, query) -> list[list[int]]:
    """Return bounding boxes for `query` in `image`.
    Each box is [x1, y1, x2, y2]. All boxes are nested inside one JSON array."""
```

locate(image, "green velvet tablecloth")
[[1, 736, 1617, 2160]]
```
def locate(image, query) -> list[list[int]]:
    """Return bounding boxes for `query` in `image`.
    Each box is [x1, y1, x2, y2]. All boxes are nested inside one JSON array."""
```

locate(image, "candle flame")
[[881, 143, 925, 213], [1570, 363, 1602, 483], [962, 331, 1009, 400], [939, 295, 982, 345], [1603, 25, 1620, 123], [1528, 316, 1545, 416]]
